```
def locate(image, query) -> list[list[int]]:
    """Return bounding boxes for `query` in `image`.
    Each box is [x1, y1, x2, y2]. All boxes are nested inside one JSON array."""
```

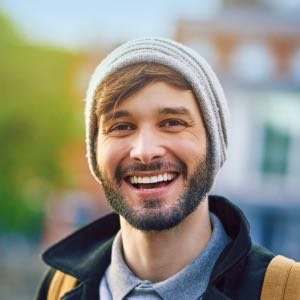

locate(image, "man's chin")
[[121, 208, 186, 232], [103, 183, 207, 231]]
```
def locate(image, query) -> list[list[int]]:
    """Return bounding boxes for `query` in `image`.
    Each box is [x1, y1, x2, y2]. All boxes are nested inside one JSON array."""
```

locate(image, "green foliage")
[[0, 12, 22, 45], [0, 12, 82, 235]]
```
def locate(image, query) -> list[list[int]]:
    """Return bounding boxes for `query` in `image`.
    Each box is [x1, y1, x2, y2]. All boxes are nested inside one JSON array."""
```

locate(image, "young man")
[[36, 38, 274, 299]]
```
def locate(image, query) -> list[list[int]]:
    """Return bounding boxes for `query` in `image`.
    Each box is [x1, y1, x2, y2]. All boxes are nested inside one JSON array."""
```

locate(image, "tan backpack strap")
[[261, 255, 300, 300], [47, 270, 78, 300], [284, 260, 300, 300]]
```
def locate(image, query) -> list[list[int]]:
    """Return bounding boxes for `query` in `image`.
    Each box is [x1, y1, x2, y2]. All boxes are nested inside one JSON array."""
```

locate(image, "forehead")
[[101, 81, 202, 119]]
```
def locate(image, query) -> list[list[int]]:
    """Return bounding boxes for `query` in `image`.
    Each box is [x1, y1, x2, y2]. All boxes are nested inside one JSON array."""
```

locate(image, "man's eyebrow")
[[101, 107, 193, 123], [102, 110, 130, 123], [159, 107, 193, 117]]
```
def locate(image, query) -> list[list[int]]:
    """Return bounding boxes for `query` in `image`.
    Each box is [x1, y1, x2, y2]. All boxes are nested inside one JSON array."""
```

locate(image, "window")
[[261, 124, 291, 175], [258, 92, 300, 178]]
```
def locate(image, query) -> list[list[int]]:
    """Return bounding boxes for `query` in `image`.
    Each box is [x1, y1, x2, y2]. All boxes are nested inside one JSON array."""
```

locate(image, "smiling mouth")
[[125, 172, 179, 189]]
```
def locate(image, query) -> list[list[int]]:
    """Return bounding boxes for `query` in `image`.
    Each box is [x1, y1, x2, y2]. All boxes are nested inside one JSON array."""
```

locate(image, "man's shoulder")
[[249, 244, 275, 265], [206, 243, 274, 300], [226, 244, 274, 299], [245, 244, 275, 279], [35, 213, 121, 300], [41, 212, 120, 279]]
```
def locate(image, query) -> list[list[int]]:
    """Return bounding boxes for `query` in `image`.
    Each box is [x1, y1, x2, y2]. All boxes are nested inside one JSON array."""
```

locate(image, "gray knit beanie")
[[85, 37, 229, 185]]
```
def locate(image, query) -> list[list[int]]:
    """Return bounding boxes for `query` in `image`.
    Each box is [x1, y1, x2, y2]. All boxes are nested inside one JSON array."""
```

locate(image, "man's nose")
[[130, 129, 166, 164]]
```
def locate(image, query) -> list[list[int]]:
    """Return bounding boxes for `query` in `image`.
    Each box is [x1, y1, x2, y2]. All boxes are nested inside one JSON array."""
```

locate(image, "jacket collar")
[[42, 195, 252, 298], [209, 195, 252, 282], [42, 213, 120, 281]]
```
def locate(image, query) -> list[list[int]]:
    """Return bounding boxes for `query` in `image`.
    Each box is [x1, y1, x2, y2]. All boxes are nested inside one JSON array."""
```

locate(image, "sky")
[[0, 0, 222, 50]]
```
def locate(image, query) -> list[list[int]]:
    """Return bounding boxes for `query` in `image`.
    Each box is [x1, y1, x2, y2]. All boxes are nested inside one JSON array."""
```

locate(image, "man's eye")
[[109, 123, 134, 132], [113, 124, 131, 130], [161, 119, 186, 128]]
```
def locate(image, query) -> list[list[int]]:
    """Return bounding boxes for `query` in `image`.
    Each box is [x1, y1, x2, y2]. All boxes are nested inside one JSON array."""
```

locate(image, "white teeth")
[[150, 176, 157, 183], [142, 177, 150, 184], [128, 173, 176, 185]]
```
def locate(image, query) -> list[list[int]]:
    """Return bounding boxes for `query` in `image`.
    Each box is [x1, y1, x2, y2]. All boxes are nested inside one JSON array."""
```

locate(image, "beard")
[[98, 153, 212, 232]]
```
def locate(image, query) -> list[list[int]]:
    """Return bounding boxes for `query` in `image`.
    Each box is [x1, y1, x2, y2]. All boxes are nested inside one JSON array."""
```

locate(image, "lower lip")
[[125, 176, 180, 199]]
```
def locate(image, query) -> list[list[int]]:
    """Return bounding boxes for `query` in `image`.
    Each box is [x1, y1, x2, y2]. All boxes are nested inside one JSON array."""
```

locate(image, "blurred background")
[[0, 0, 300, 299]]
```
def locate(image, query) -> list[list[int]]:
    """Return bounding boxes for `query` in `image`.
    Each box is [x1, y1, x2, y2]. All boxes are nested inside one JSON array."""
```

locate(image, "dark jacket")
[[35, 195, 274, 300]]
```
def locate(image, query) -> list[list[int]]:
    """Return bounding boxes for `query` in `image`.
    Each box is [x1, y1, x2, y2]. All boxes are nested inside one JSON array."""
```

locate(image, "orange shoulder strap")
[[261, 255, 300, 300], [47, 270, 78, 300]]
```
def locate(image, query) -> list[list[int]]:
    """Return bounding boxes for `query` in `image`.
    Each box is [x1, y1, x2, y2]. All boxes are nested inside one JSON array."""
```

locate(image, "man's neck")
[[119, 197, 212, 282]]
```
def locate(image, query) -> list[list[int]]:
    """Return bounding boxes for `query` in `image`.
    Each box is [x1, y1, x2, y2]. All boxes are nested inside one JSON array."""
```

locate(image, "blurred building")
[[175, 6, 300, 258]]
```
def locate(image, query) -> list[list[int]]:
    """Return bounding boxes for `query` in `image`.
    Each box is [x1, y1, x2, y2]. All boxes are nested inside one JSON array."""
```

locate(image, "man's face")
[[96, 81, 210, 231]]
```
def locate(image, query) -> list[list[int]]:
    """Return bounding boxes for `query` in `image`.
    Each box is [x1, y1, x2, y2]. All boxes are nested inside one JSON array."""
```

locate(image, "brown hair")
[[95, 62, 192, 118]]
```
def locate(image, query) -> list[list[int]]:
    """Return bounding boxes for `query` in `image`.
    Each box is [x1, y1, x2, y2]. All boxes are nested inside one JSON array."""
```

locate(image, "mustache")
[[115, 160, 187, 184]]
